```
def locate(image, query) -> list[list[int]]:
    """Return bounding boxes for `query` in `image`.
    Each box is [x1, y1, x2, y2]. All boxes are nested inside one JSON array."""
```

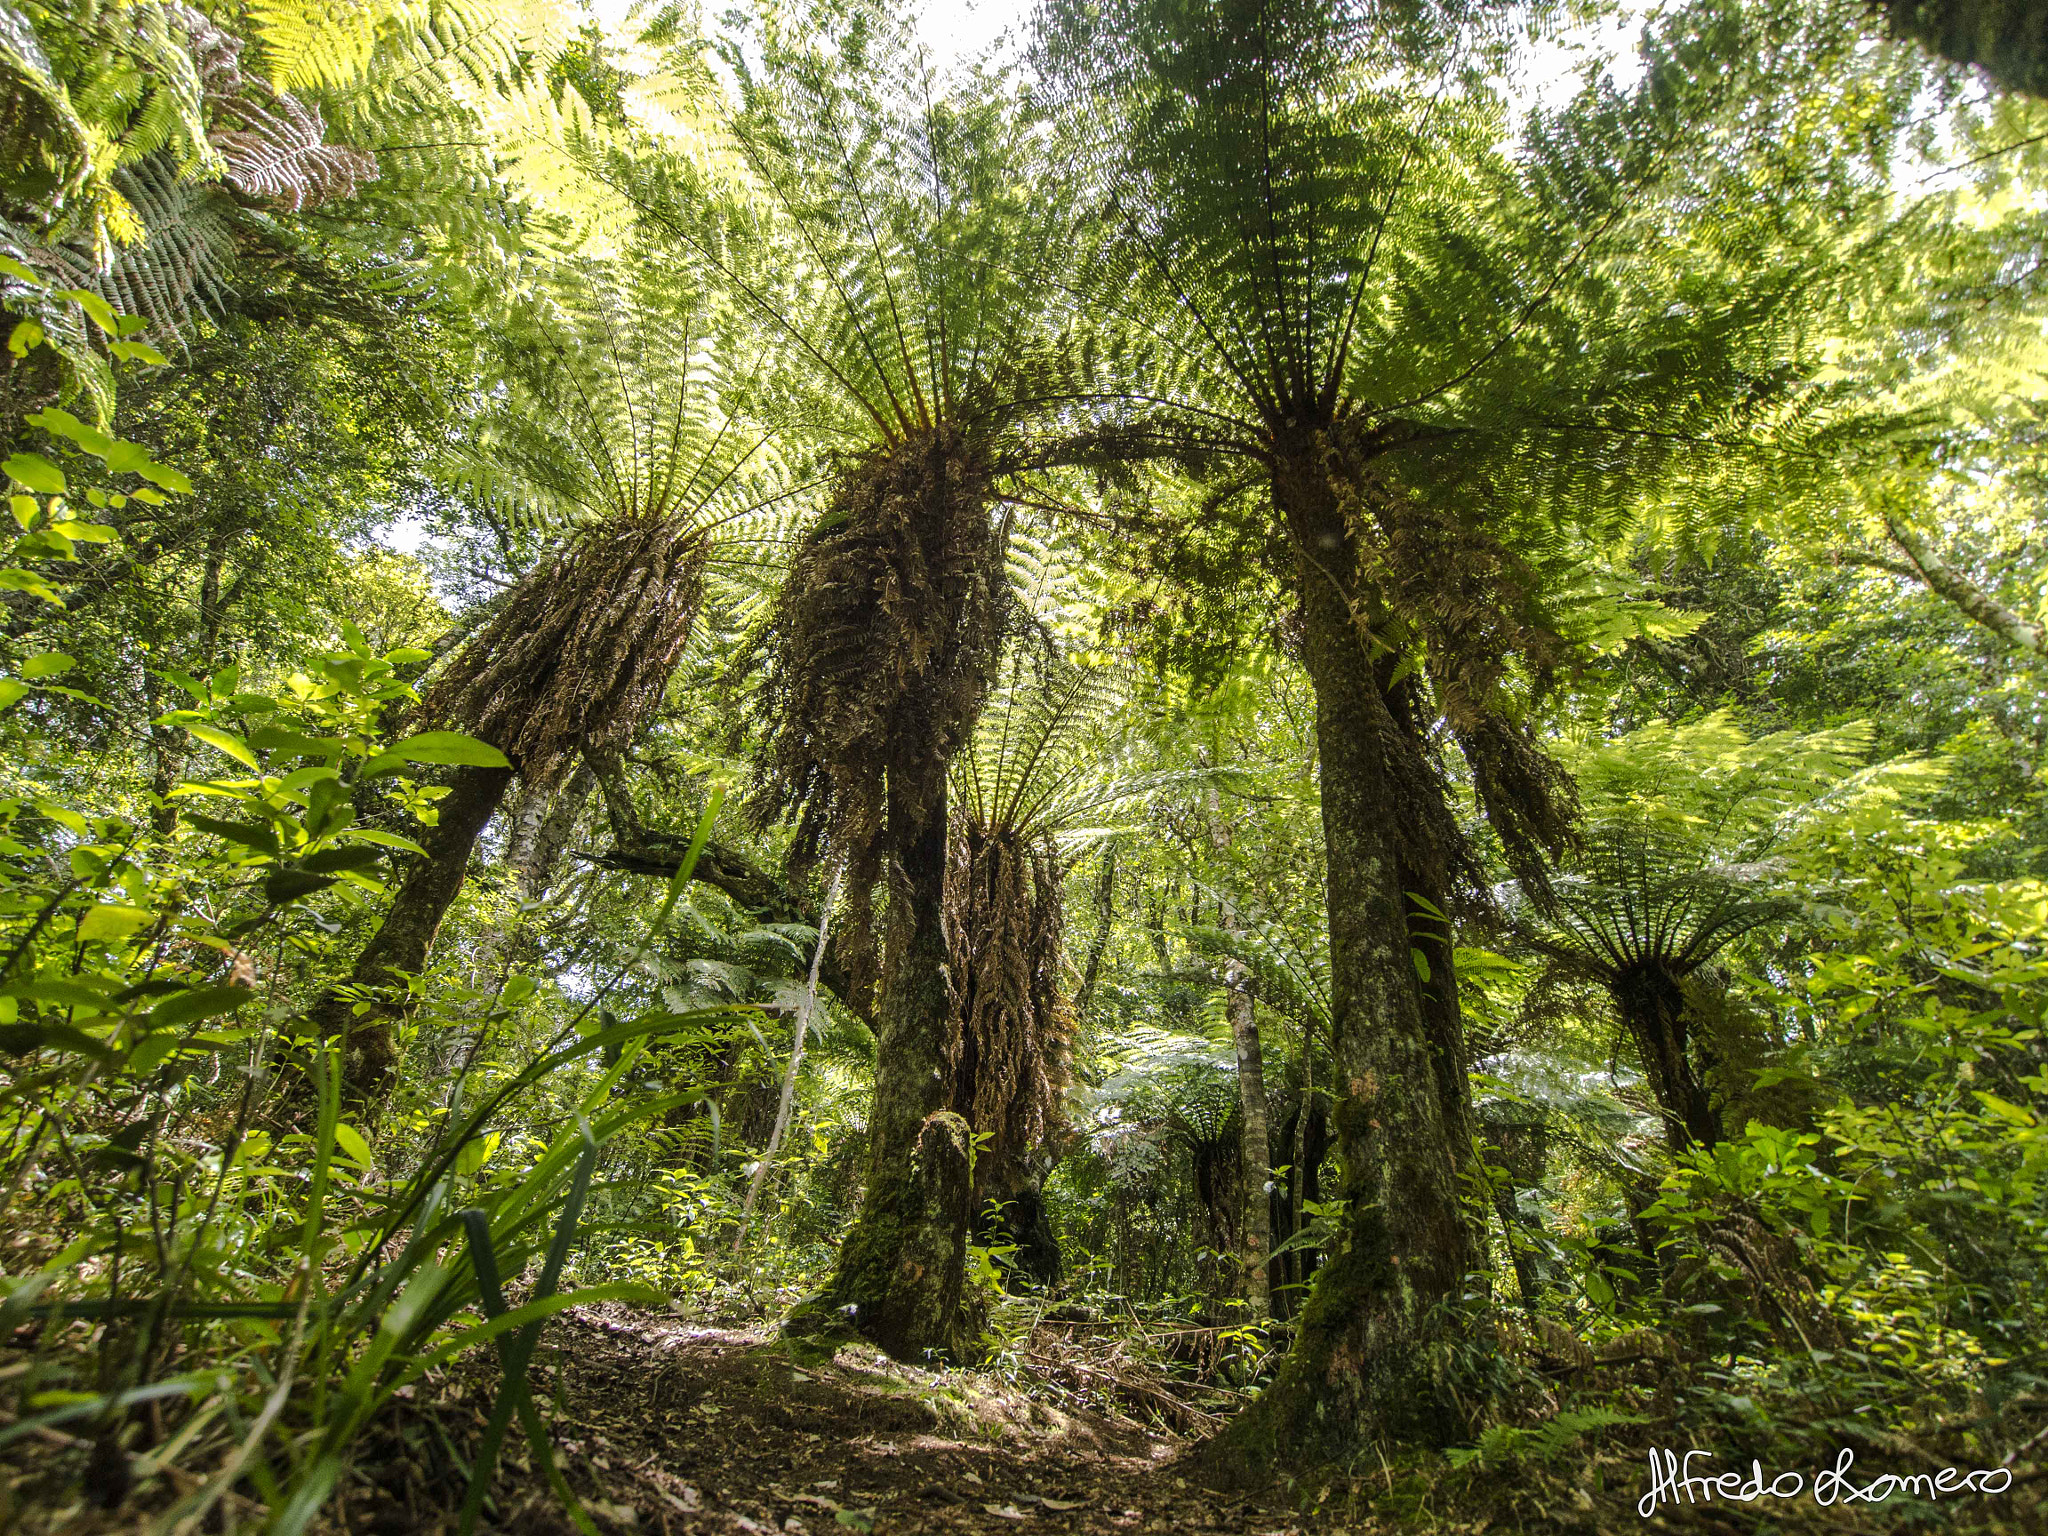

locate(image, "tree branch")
[[579, 830, 870, 1026], [1879, 517, 2047, 656]]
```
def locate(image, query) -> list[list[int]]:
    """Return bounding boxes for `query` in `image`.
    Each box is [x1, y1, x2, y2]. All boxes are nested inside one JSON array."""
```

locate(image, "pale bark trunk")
[[1225, 957, 1273, 1317], [1205, 787, 1273, 1319], [1882, 515, 2048, 655], [507, 763, 593, 899], [734, 865, 842, 1251], [1073, 843, 1117, 1019]]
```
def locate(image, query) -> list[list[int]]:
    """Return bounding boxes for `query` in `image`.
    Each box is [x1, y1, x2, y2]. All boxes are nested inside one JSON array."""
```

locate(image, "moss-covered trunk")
[[826, 753, 975, 1359], [1206, 442, 1478, 1476], [308, 763, 514, 1102], [976, 1155, 1064, 1288]]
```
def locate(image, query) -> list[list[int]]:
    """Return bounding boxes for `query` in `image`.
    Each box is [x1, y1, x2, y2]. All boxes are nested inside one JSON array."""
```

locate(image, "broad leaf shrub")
[[1569, 806, 2047, 1466], [0, 548, 747, 1528]]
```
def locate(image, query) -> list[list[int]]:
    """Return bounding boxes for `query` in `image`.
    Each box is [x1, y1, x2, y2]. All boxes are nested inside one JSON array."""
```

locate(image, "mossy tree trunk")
[[975, 1155, 1064, 1288], [826, 752, 976, 1359], [1206, 442, 1480, 1474], [307, 763, 515, 1102]]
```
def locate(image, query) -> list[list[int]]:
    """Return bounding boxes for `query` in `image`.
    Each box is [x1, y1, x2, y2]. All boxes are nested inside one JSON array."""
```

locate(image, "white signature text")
[[1639, 1448, 2012, 1516]]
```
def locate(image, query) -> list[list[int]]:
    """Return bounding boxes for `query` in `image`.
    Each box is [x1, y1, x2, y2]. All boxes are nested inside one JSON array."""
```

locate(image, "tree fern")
[[1500, 713, 1896, 1148]]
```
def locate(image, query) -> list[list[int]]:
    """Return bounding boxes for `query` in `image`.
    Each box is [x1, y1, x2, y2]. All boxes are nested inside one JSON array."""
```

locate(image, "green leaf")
[[134, 458, 191, 494], [22, 653, 73, 679], [248, 724, 346, 759], [454, 1131, 500, 1177], [300, 846, 387, 876], [182, 813, 280, 857], [265, 868, 338, 904], [48, 521, 115, 543], [51, 288, 117, 334], [25, 408, 113, 456], [148, 986, 254, 1032], [0, 680, 28, 713], [0, 256, 42, 284], [108, 339, 169, 366], [3, 453, 64, 494], [332, 1123, 374, 1169], [8, 320, 45, 358], [0, 568, 62, 603], [76, 905, 152, 944], [7, 977, 110, 1011], [185, 725, 258, 770], [385, 731, 511, 768], [339, 828, 427, 856], [1974, 1091, 2038, 1128], [0, 1021, 115, 1061], [126, 1032, 181, 1074]]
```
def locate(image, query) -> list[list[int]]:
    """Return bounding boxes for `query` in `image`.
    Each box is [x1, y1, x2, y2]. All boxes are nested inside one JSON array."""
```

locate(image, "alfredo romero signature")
[[1639, 1448, 2013, 1515]]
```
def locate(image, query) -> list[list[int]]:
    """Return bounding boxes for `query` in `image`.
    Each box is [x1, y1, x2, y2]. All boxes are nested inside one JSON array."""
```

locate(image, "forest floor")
[[343, 1303, 2048, 1536], [345, 1304, 2048, 1536], [12, 1303, 2039, 1533], [356, 1301, 1319, 1536]]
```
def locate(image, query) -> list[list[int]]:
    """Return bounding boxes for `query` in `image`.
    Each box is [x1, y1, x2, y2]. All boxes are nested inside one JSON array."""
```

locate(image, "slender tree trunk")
[[1073, 843, 1117, 1020], [1205, 786, 1273, 1315], [1207, 443, 1479, 1474], [1403, 858, 1479, 1181], [503, 788, 551, 889], [1225, 956, 1273, 1317], [507, 763, 593, 898], [825, 753, 975, 1360], [735, 865, 842, 1251], [525, 764, 593, 897], [306, 764, 515, 1102], [1884, 514, 2048, 655], [1479, 1106, 1552, 1314], [145, 665, 190, 836], [1270, 1095, 1303, 1320]]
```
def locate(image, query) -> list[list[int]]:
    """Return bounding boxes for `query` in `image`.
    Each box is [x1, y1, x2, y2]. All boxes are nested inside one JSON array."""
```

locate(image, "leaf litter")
[[346, 1301, 1313, 1535]]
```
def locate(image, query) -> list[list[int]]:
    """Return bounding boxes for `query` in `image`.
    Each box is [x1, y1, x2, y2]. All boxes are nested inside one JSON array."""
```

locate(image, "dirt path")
[[361, 1308, 2041, 1536], [413, 1305, 1315, 1536]]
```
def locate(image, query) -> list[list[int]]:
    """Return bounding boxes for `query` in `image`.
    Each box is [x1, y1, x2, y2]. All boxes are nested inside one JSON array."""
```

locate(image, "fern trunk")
[[1205, 443, 1480, 1475], [826, 752, 976, 1359], [1614, 960, 1722, 1150], [308, 764, 514, 1102]]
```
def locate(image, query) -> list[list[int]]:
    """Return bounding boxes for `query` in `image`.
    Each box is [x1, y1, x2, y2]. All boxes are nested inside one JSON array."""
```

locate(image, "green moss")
[[824, 1111, 976, 1363]]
